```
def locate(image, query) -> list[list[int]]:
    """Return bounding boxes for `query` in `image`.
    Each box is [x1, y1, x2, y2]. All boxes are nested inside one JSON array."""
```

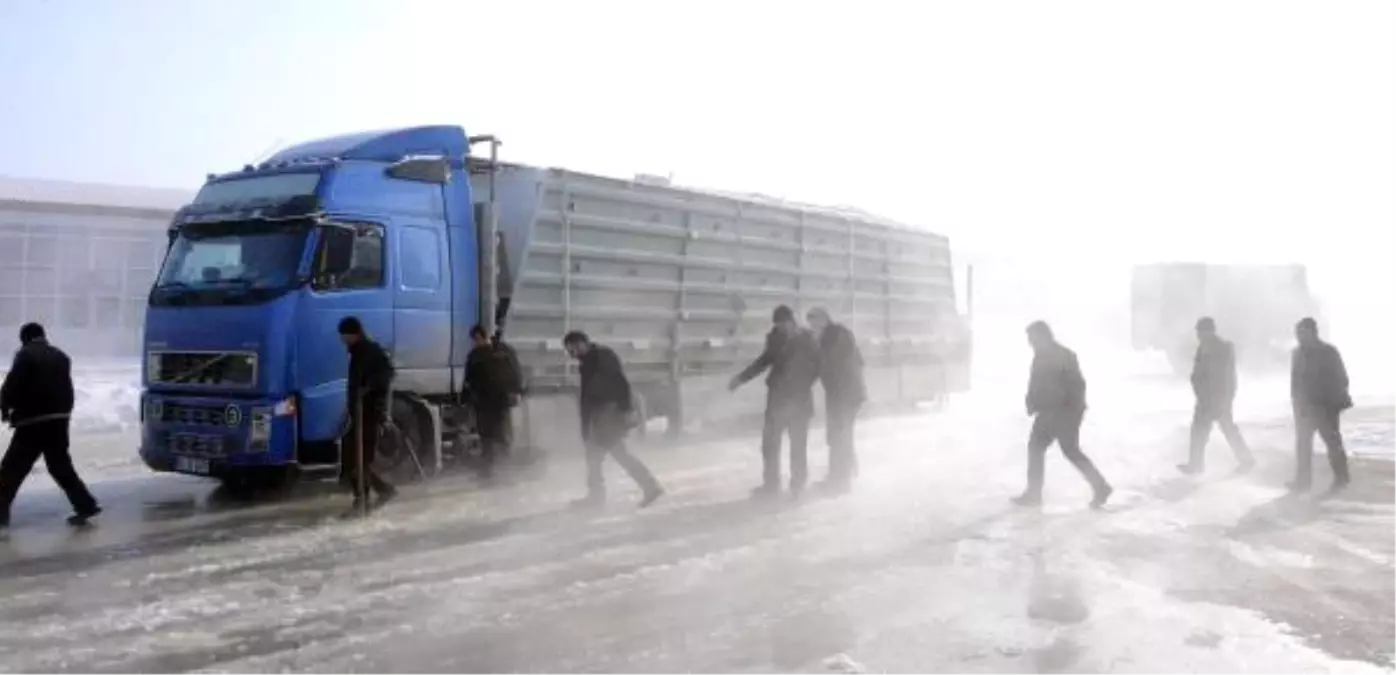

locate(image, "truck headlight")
[[249, 408, 272, 451]]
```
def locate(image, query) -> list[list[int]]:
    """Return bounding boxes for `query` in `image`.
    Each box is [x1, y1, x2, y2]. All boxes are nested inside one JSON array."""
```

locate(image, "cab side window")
[[316, 223, 385, 291]]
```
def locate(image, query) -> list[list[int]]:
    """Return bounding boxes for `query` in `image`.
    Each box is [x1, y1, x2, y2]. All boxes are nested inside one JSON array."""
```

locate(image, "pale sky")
[[2, 0, 1392, 357]]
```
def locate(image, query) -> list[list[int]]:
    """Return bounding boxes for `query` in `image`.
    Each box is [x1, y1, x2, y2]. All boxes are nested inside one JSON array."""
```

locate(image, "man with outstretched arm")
[[729, 305, 822, 500], [1178, 316, 1255, 476], [565, 331, 663, 509], [1288, 317, 1352, 496], [1013, 321, 1113, 509], [0, 323, 101, 528]]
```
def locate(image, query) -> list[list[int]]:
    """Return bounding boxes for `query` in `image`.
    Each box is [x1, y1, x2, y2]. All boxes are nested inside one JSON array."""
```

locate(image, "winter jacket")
[[1291, 341, 1352, 412], [466, 341, 523, 409], [818, 323, 866, 408], [1191, 337, 1239, 406], [0, 339, 75, 428], [1025, 342, 1087, 416], [734, 326, 822, 414], [578, 344, 632, 439], [347, 338, 395, 407]]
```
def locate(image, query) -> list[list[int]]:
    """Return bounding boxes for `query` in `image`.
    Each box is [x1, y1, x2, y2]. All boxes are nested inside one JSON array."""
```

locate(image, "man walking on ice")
[[1178, 316, 1255, 476], [0, 322, 101, 528], [1013, 321, 1113, 510]]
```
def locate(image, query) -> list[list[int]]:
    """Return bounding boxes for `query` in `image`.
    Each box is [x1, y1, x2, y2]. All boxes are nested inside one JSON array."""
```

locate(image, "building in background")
[[0, 176, 190, 360]]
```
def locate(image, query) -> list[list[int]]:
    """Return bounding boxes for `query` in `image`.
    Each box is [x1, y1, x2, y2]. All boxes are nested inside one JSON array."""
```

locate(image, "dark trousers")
[[1293, 405, 1349, 487], [344, 397, 394, 500], [1025, 410, 1109, 496], [1187, 400, 1253, 468], [825, 399, 861, 484], [584, 408, 660, 497], [762, 400, 811, 490], [0, 419, 98, 520], [475, 404, 512, 472]]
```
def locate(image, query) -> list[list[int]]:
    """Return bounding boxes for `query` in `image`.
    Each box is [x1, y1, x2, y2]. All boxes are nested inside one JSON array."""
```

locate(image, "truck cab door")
[[296, 221, 394, 444], [391, 221, 452, 394]]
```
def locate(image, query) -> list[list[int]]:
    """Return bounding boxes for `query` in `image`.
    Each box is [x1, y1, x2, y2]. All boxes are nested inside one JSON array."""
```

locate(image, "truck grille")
[[158, 402, 239, 427], [149, 351, 257, 388], [166, 432, 228, 458]]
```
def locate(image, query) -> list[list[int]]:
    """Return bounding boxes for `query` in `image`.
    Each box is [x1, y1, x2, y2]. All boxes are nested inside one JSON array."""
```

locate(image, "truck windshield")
[[150, 220, 311, 306]]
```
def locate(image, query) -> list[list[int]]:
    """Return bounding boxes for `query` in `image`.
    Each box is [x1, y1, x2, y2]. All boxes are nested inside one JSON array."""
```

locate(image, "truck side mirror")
[[321, 227, 356, 278]]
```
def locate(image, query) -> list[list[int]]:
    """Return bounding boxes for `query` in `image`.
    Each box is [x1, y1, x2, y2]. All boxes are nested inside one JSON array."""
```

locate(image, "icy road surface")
[[0, 376, 1391, 673]]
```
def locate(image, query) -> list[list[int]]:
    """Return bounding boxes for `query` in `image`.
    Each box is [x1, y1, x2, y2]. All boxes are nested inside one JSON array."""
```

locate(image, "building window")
[[95, 297, 122, 329], [60, 296, 90, 328], [27, 236, 58, 267], [0, 235, 22, 266], [0, 297, 20, 327], [26, 296, 56, 327]]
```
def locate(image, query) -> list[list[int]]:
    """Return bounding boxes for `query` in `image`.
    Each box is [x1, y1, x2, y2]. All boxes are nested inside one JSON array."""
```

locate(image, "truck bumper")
[[139, 392, 299, 479]]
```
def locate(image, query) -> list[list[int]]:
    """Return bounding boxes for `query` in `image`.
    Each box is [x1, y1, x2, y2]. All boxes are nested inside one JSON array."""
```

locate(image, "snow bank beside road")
[[71, 367, 142, 434], [0, 364, 141, 438]]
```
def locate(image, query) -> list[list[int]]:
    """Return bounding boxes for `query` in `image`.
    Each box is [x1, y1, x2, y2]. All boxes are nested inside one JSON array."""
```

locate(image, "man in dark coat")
[[0, 323, 100, 527], [564, 331, 663, 508], [807, 307, 866, 493], [465, 324, 520, 479], [729, 305, 822, 499], [338, 316, 398, 512], [1013, 321, 1112, 509], [1288, 317, 1352, 495], [1179, 317, 1255, 475]]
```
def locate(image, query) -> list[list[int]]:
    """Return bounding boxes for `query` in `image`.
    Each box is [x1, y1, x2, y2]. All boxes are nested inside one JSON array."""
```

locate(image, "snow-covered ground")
[[0, 365, 1391, 672]]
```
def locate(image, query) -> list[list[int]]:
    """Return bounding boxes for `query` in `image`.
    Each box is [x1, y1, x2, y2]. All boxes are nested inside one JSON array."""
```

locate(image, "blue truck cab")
[[139, 126, 495, 482]]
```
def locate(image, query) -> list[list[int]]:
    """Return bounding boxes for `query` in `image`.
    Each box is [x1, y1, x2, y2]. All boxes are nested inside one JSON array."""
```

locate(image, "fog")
[[0, 4, 1393, 669]]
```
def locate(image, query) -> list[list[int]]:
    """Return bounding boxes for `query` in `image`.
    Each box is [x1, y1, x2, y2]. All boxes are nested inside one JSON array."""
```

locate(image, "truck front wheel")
[[372, 396, 434, 483]]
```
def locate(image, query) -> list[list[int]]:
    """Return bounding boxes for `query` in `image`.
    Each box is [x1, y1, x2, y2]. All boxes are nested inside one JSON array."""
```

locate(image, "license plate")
[[174, 456, 211, 475]]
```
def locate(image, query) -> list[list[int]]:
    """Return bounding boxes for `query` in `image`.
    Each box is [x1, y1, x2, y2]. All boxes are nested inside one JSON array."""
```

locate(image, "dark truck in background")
[[1131, 263, 1319, 376]]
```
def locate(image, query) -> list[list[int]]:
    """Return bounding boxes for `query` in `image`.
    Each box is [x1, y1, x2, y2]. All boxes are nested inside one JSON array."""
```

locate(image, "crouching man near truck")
[[0, 322, 101, 528], [338, 317, 398, 514], [564, 331, 664, 509]]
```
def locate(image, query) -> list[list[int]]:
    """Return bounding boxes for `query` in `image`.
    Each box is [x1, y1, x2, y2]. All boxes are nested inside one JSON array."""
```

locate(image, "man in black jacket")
[[729, 305, 822, 499], [1014, 321, 1112, 509], [465, 324, 521, 479], [564, 331, 663, 508], [1179, 317, 1255, 476], [338, 316, 398, 512], [807, 307, 866, 493], [0, 323, 100, 527], [1289, 317, 1352, 495]]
